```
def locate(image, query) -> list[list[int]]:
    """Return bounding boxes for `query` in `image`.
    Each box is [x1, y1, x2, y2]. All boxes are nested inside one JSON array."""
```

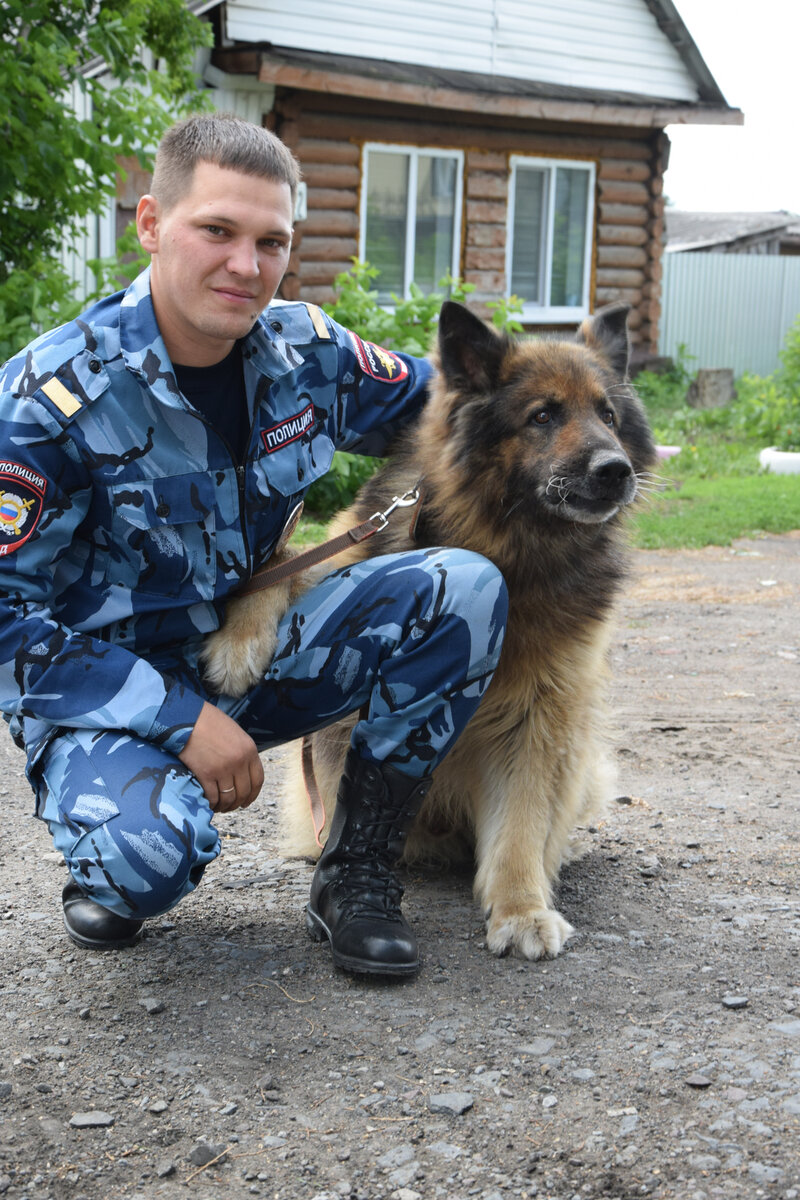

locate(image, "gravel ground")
[[1, 534, 799, 1200]]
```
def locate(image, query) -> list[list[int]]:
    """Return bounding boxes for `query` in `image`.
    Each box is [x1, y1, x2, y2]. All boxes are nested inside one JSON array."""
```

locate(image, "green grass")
[[633, 472, 800, 549], [629, 345, 800, 549]]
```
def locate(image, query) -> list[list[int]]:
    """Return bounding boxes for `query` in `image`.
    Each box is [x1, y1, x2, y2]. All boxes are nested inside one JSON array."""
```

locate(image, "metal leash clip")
[[369, 484, 422, 533]]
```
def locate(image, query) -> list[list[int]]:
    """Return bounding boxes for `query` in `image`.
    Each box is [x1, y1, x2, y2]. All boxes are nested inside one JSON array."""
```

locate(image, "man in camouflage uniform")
[[0, 114, 507, 976]]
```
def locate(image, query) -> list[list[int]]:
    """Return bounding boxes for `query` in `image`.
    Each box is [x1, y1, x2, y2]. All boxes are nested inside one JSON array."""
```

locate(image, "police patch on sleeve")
[[0, 461, 47, 556], [350, 333, 409, 384]]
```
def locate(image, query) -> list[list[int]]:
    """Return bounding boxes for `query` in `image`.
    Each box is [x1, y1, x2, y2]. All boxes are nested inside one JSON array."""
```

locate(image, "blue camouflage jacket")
[[0, 268, 432, 768]]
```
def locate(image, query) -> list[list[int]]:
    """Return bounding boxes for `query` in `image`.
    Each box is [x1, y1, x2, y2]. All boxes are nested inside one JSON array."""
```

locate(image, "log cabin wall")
[[268, 90, 668, 354]]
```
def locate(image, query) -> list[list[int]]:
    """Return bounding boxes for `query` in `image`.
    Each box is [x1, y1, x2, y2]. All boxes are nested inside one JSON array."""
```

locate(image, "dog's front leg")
[[200, 580, 293, 698], [472, 754, 575, 961]]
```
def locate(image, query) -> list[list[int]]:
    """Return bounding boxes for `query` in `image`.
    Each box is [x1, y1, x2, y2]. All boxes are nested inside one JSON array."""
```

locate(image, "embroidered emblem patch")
[[262, 402, 315, 454], [350, 334, 409, 384], [0, 461, 47, 555]]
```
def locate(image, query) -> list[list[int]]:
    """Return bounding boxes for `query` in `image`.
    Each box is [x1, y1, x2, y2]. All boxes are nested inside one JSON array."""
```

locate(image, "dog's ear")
[[576, 303, 631, 379], [438, 301, 507, 394]]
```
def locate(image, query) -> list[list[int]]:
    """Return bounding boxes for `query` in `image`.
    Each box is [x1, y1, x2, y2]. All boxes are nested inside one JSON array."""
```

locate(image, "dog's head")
[[430, 300, 656, 528]]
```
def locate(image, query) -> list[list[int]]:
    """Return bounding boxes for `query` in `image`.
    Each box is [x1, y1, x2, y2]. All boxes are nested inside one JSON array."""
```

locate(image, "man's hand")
[[178, 702, 264, 812]]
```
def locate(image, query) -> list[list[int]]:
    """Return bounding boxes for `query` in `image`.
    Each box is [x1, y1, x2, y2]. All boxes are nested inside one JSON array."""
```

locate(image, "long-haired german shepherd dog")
[[203, 301, 655, 961]]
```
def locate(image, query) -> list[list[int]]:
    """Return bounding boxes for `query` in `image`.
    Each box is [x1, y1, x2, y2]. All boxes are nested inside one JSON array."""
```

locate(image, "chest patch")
[[261, 402, 316, 454], [350, 334, 409, 384], [0, 461, 47, 556]]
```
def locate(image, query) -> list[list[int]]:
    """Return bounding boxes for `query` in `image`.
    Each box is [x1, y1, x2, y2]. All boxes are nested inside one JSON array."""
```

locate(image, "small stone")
[[391, 1191, 422, 1200], [428, 1141, 463, 1160], [219, 1101, 238, 1116], [377, 1145, 416, 1169], [518, 1038, 556, 1056], [722, 995, 749, 1009], [78, 1008, 91, 1020], [156, 1161, 176, 1178], [748, 1163, 783, 1184], [542, 1094, 557, 1108], [0, 1175, 10, 1195], [0, 1082, 11, 1101], [69, 1111, 115, 1128], [149, 1099, 169, 1114], [685, 1073, 712, 1089], [638, 854, 661, 878], [427, 1092, 474, 1115], [139, 998, 165, 1015], [188, 1141, 228, 1167]]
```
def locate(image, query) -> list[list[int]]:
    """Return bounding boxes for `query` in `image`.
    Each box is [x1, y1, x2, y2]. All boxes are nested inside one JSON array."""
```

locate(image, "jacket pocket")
[[107, 473, 217, 599], [258, 417, 336, 498]]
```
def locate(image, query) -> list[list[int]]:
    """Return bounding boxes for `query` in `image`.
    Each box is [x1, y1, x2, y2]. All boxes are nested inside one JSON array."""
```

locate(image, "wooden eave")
[[210, 47, 742, 131]]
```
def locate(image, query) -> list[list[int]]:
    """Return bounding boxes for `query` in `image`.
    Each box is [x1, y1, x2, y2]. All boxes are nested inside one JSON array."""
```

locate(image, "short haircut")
[[150, 112, 301, 211]]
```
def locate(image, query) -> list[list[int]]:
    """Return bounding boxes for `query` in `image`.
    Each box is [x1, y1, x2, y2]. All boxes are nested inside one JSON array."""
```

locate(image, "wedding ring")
[[219, 787, 236, 794]]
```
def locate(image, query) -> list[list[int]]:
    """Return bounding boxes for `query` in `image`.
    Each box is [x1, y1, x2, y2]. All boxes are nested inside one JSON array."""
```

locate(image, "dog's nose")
[[589, 452, 632, 494]]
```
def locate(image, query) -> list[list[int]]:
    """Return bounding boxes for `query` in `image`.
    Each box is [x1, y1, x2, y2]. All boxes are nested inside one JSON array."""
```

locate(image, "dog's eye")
[[601, 408, 615, 426], [530, 409, 551, 425]]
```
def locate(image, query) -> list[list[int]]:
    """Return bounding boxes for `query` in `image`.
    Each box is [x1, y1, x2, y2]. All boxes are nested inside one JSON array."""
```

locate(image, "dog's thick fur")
[[202, 301, 655, 960]]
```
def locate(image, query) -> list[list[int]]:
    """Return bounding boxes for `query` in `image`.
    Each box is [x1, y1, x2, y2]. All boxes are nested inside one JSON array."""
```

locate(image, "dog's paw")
[[200, 626, 277, 697], [485, 907, 575, 961]]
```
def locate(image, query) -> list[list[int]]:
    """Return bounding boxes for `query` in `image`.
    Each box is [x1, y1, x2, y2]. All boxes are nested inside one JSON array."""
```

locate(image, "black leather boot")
[[306, 750, 432, 976], [62, 879, 144, 950]]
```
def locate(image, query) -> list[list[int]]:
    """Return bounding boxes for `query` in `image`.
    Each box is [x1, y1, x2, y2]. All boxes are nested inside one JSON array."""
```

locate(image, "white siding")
[[61, 80, 117, 302], [203, 63, 277, 124], [225, 0, 699, 102]]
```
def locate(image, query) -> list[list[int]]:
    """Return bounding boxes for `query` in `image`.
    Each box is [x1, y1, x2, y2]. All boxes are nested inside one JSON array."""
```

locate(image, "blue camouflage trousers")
[[35, 548, 507, 920]]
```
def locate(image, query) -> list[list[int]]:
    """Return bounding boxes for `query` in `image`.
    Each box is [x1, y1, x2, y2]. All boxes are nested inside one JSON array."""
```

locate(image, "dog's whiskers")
[[546, 474, 571, 504], [501, 498, 524, 522]]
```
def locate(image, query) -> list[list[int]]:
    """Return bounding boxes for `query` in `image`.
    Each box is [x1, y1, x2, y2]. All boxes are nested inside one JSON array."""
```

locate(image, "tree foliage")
[[0, 0, 212, 357]]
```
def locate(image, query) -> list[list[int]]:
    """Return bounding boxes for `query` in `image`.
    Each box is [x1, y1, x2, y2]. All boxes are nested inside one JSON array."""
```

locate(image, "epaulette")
[[34, 350, 110, 426], [266, 301, 333, 346]]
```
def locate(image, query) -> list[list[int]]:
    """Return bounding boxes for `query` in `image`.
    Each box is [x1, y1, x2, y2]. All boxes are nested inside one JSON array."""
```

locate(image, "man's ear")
[[135, 194, 160, 254], [576, 303, 631, 379]]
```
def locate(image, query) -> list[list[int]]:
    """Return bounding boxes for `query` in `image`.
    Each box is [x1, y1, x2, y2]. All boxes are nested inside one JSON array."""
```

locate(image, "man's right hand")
[[177, 701, 264, 812]]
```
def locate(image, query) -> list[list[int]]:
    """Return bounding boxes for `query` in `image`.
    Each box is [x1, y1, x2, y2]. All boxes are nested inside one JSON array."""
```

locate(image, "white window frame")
[[506, 156, 596, 324], [359, 143, 464, 302]]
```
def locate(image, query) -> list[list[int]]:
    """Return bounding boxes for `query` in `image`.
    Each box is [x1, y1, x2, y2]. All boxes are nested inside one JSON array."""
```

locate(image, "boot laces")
[[334, 861, 405, 922]]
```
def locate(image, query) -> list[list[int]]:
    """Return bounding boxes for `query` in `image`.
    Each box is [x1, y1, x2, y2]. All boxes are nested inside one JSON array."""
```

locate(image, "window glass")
[[550, 168, 590, 308], [508, 157, 594, 320], [364, 152, 409, 302], [510, 167, 547, 305], [414, 156, 457, 295], [363, 147, 462, 302]]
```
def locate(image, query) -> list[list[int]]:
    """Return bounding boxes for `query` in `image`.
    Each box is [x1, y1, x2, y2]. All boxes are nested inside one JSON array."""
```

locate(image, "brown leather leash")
[[238, 482, 423, 598], [236, 481, 423, 844]]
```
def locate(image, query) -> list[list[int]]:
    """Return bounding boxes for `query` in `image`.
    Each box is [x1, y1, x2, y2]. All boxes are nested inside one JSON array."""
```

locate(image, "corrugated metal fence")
[[659, 253, 800, 377]]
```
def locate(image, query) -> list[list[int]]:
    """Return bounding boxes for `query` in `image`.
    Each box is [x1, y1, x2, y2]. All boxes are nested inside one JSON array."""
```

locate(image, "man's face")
[[136, 160, 294, 366]]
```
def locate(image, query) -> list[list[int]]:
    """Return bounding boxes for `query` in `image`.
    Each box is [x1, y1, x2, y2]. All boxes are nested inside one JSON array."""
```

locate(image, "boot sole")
[[305, 906, 419, 978]]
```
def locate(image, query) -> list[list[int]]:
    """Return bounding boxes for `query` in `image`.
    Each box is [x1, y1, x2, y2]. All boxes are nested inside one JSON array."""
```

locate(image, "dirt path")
[[1, 535, 799, 1200]]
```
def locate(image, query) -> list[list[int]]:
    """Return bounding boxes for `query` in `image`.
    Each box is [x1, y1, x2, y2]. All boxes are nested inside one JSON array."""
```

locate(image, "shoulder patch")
[[0, 461, 47, 556], [350, 334, 409, 385]]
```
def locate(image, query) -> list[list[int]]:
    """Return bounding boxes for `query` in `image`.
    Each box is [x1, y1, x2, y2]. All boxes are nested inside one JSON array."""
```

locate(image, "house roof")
[[210, 43, 740, 131], [665, 210, 800, 252]]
